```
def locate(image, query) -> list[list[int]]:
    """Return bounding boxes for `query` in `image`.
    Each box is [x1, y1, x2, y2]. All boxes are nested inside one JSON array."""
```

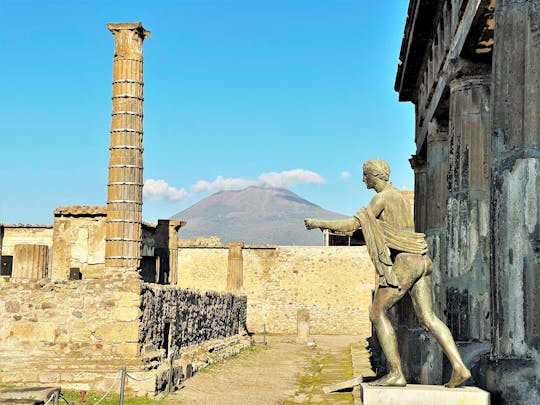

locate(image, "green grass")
[[0, 384, 167, 404], [62, 389, 164, 405], [200, 344, 267, 373], [284, 347, 354, 404]]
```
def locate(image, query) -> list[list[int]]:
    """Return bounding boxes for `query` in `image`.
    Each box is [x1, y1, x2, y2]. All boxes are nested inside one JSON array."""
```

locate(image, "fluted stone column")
[[491, 0, 540, 359], [105, 23, 150, 271], [487, 2, 540, 402], [12, 244, 48, 280], [446, 72, 491, 343], [426, 118, 449, 313], [413, 118, 450, 385], [226, 242, 244, 294], [410, 154, 427, 233]]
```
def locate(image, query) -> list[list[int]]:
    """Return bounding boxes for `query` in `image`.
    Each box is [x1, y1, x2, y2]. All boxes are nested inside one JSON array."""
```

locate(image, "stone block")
[[5, 301, 21, 313], [95, 322, 139, 343], [0, 386, 60, 402], [36, 323, 56, 342], [360, 383, 490, 405], [13, 322, 35, 340], [113, 306, 141, 322], [38, 372, 61, 383], [113, 342, 140, 357], [117, 291, 141, 305], [82, 264, 105, 279]]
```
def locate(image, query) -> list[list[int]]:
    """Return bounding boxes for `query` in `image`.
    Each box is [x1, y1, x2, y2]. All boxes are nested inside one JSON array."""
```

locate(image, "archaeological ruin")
[[395, 0, 539, 403], [1, 1, 538, 402], [0, 21, 379, 396], [0, 23, 251, 394]]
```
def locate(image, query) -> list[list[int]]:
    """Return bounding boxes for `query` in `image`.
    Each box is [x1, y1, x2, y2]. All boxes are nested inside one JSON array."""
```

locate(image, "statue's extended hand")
[[304, 218, 320, 230]]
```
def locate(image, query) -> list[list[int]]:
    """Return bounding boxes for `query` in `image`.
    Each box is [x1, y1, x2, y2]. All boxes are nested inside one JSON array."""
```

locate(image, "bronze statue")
[[305, 159, 471, 388]]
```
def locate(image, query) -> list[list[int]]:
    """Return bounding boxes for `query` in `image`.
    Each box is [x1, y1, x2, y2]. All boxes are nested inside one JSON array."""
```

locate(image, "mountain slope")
[[171, 186, 347, 245]]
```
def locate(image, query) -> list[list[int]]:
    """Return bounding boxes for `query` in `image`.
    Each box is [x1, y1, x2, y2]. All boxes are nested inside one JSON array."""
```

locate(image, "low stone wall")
[[138, 285, 249, 392], [178, 245, 375, 336], [0, 276, 250, 394], [0, 273, 143, 391]]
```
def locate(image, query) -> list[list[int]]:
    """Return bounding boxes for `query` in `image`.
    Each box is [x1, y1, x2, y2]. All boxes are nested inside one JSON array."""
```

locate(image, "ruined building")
[[396, 1, 539, 403], [0, 23, 249, 393]]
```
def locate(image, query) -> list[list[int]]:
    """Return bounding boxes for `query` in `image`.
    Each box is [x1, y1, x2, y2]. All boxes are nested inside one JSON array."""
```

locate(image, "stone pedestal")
[[360, 384, 490, 405], [296, 308, 310, 343]]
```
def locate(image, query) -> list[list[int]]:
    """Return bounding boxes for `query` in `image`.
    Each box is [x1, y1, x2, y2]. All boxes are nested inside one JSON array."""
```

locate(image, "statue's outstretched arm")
[[304, 217, 360, 233]]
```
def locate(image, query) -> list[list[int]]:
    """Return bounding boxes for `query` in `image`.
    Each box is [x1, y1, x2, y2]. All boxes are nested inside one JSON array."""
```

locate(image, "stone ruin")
[[0, 22, 250, 395]]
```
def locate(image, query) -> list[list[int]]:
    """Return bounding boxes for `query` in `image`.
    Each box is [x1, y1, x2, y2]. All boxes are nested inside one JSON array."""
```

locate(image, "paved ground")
[[165, 335, 373, 405]]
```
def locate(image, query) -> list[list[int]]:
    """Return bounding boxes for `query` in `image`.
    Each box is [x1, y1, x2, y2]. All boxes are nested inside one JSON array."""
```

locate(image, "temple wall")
[[396, 0, 539, 402], [178, 245, 375, 336], [487, 1, 540, 402]]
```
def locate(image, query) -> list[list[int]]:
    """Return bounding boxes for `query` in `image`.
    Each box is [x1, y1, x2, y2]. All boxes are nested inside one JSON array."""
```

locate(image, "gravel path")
[[165, 335, 366, 405]]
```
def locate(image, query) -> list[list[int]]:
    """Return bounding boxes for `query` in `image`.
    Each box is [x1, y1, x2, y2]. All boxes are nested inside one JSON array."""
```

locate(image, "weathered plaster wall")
[[178, 246, 375, 336], [51, 216, 106, 280], [1, 227, 53, 256]]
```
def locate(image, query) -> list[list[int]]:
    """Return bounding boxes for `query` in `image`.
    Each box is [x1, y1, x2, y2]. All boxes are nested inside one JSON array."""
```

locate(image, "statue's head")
[[362, 159, 390, 189]]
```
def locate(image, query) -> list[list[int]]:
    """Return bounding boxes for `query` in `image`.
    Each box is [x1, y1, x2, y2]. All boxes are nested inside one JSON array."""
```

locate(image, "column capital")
[[107, 22, 151, 39], [445, 58, 491, 90], [409, 154, 427, 172], [427, 118, 449, 145], [107, 22, 150, 60], [228, 241, 245, 249]]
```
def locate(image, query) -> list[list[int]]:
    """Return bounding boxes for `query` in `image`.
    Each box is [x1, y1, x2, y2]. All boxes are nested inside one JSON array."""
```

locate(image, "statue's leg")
[[369, 285, 408, 386], [409, 274, 471, 387]]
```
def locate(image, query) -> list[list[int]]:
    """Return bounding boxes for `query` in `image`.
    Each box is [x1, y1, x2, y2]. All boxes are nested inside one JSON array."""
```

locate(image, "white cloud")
[[194, 169, 325, 193], [144, 169, 325, 202], [191, 176, 258, 193], [258, 169, 325, 188], [340, 171, 351, 179], [143, 179, 190, 201]]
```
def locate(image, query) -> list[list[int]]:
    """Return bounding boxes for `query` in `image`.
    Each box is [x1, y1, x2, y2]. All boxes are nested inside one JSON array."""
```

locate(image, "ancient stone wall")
[[0, 274, 143, 392], [0, 275, 250, 394], [139, 284, 247, 354], [178, 245, 375, 336]]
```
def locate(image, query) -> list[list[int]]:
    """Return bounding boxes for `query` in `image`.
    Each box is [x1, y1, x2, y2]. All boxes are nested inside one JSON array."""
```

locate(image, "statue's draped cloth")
[[355, 208, 428, 287]]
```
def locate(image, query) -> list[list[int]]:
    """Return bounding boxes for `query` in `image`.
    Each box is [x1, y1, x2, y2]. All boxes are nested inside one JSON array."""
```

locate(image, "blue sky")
[[0, 0, 415, 224]]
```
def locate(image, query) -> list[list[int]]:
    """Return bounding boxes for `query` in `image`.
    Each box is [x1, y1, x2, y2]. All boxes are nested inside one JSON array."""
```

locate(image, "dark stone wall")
[[139, 284, 247, 354]]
